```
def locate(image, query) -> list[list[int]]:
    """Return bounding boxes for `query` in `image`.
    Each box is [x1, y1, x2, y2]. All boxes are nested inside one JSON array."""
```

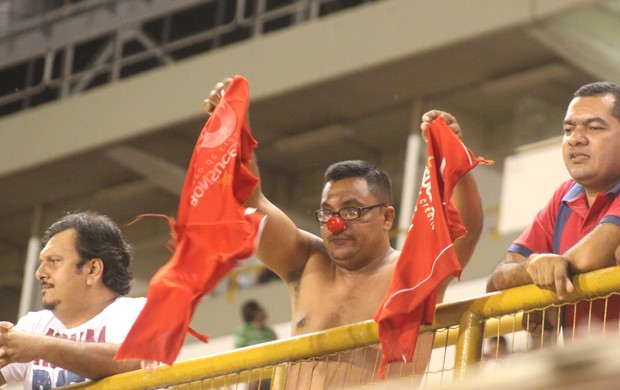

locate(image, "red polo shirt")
[[509, 179, 620, 336]]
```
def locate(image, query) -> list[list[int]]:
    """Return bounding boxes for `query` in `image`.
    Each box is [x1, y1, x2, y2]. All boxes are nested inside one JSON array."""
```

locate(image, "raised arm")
[[0, 326, 141, 382], [204, 77, 322, 283], [420, 111, 483, 266], [451, 172, 484, 268], [245, 157, 324, 282], [420, 110, 484, 296]]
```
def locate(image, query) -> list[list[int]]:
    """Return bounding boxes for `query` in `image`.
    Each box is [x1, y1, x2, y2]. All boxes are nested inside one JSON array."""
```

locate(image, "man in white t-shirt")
[[0, 211, 146, 389]]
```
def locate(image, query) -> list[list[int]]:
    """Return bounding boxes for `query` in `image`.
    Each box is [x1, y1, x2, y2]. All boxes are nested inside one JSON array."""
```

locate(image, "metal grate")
[[0, 0, 376, 117]]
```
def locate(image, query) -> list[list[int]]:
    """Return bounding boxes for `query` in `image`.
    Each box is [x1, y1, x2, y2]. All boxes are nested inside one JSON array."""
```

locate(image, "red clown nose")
[[326, 216, 345, 233]]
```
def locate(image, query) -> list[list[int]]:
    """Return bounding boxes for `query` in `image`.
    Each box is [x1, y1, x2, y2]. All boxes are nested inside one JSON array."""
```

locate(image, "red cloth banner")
[[374, 117, 491, 377], [115, 76, 265, 364]]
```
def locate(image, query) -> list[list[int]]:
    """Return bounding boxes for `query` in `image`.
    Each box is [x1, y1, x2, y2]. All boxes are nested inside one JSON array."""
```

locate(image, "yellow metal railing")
[[66, 266, 620, 389]]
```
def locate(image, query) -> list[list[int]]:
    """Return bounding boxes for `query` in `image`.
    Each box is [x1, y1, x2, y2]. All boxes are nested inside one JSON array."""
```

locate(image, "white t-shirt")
[[1, 296, 146, 389]]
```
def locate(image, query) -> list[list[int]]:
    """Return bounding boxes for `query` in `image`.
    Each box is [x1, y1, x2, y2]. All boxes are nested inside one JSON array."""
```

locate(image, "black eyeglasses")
[[314, 204, 386, 223]]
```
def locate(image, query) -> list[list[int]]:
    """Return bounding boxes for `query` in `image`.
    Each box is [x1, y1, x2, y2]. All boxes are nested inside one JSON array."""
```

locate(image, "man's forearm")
[[245, 153, 263, 209], [36, 337, 141, 380], [562, 223, 620, 273], [486, 260, 532, 292], [451, 172, 483, 268], [453, 173, 483, 238]]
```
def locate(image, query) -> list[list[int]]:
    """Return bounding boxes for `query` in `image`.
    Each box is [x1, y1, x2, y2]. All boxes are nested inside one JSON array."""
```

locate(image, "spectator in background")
[[234, 300, 277, 390], [0, 211, 145, 389], [234, 300, 278, 349], [485, 335, 509, 360], [482, 335, 511, 374], [487, 82, 620, 343]]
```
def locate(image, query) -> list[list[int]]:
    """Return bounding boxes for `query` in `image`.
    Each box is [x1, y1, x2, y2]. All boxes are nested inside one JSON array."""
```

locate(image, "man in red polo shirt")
[[487, 81, 620, 342]]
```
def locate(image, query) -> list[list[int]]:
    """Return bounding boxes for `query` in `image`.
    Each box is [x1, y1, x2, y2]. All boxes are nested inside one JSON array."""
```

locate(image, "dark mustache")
[[330, 234, 353, 239]]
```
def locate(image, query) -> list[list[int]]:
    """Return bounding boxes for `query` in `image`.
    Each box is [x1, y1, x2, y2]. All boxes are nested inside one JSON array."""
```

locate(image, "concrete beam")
[[0, 0, 593, 177]]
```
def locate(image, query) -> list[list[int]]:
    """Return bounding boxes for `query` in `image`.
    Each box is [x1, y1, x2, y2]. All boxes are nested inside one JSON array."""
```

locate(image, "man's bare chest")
[[291, 271, 391, 334]]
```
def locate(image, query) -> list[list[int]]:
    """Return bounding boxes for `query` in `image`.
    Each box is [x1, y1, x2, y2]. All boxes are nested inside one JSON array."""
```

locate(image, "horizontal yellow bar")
[[67, 266, 620, 389]]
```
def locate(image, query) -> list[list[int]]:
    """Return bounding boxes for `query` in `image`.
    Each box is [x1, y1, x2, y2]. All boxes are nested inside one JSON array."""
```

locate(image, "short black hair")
[[242, 300, 261, 323], [574, 81, 620, 120], [42, 211, 134, 296], [324, 160, 392, 204]]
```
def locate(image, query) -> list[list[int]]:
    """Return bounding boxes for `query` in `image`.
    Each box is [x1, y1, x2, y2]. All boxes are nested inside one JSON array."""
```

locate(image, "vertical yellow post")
[[454, 311, 483, 382], [271, 363, 288, 390]]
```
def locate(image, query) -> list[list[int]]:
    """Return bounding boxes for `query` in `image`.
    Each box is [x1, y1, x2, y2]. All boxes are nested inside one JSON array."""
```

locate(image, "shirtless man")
[[204, 78, 483, 386]]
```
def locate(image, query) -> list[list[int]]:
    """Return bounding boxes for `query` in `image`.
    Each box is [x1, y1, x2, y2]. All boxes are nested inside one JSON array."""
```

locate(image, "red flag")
[[373, 117, 491, 377], [116, 76, 265, 364]]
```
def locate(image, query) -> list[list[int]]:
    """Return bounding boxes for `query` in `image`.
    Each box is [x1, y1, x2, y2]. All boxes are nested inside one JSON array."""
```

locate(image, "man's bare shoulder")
[[279, 230, 329, 282], [300, 232, 332, 270], [390, 249, 402, 265], [370, 248, 400, 274]]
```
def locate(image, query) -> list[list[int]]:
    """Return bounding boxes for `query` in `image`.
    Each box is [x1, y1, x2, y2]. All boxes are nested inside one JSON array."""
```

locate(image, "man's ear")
[[383, 205, 396, 231], [86, 258, 104, 285]]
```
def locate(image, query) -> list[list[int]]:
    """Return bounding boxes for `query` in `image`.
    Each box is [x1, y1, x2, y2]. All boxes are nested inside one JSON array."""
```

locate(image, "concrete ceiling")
[[0, 0, 617, 324]]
